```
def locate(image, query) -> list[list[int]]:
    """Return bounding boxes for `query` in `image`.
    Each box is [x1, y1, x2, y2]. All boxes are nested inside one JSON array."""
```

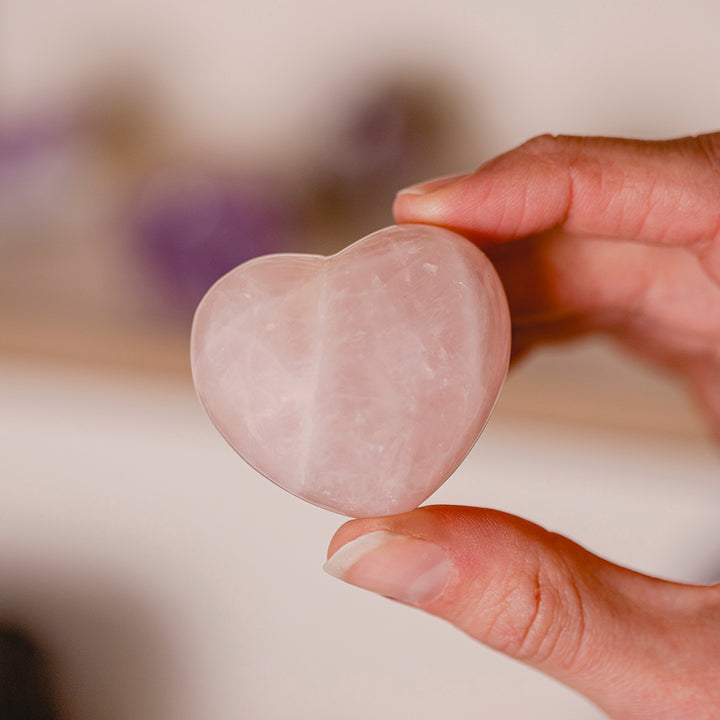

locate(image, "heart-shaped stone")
[[191, 224, 510, 517]]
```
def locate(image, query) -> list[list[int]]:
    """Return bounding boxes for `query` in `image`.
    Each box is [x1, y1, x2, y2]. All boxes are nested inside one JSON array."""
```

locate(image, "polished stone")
[[191, 224, 510, 517]]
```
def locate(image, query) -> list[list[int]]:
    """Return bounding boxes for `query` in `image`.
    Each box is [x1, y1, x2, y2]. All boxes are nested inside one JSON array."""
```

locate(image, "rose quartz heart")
[[191, 224, 510, 517]]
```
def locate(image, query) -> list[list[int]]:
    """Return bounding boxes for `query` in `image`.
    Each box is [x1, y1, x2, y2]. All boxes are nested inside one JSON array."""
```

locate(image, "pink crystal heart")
[[191, 224, 510, 517]]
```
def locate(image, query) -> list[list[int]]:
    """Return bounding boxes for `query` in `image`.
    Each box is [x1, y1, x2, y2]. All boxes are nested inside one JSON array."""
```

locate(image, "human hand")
[[395, 134, 720, 439], [324, 135, 720, 719]]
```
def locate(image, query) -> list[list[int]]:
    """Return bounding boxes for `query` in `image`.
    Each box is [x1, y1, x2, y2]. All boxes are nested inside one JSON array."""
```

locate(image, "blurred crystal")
[[328, 82, 451, 189], [0, 114, 85, 243], [135, 172, 296, 309]]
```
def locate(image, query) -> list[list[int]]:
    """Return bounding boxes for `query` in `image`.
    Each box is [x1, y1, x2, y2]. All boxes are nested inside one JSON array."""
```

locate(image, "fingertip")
[[326, 506, 466, 570], [326, 517, 388, 560], [323, 529, 453, 606], [395, 172, 471, 198], [393, 172, 473, 226]]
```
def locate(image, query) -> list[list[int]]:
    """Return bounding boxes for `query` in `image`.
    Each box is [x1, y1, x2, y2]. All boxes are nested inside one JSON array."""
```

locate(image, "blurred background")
[[1, 0, 719, 717]]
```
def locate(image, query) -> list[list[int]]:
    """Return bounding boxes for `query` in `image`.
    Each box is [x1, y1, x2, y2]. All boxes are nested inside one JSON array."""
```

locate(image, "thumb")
[[324, 506, 720, 719]]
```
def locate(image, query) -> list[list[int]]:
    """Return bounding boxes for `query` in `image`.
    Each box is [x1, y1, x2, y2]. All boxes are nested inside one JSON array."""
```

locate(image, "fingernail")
[[323, 530, 452, 605], [396, 172, 469, 196]]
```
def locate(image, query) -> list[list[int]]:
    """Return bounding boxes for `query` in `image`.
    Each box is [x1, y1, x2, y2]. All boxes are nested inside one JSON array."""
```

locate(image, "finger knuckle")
[[486, 547, 588, 668]]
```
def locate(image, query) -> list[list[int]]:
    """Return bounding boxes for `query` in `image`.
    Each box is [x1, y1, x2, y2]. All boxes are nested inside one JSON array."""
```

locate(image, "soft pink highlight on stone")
[[191, 224, 511, 517]]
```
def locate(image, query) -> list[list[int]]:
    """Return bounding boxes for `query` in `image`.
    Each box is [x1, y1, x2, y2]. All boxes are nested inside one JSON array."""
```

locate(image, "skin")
[[327, 134, 720, 719]]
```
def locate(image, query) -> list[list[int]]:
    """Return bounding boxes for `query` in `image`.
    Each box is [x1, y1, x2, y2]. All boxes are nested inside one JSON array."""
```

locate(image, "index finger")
[[393, 134, 720, 279]]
